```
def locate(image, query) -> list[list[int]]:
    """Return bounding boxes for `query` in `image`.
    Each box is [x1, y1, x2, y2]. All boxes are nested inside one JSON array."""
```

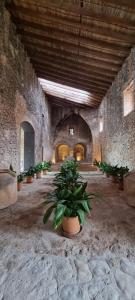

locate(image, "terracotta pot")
[[36, 171, 42, 179], [62, 216, 80, 235], [118, 180, 124, 190], [110, 175, 117, 183], [27, 176, 33, 184], [43, 169, 48, 175], [17, 182, 22, 191]]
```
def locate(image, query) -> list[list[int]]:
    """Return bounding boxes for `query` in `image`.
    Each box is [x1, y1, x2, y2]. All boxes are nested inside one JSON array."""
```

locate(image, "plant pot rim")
[[62, 225, 82, 239], [63, 216, 79, 219]]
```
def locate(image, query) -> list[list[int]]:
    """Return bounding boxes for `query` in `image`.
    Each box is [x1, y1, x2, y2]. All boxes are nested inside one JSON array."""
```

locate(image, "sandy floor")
[[1, 172, 135, 258], [0, 172, 135, 299]]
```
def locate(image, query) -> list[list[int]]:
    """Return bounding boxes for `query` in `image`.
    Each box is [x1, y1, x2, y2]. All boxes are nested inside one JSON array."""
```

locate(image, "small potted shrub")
[[43, 161, 49, 175], [117, 166, 129, 190], [26, 167, 35, 183], [43, 160, 95, 237], [17, 173, 23, 191], [47, 161, 52, 172], [35, 163, 43, 179], [109, 165, 119, 183]]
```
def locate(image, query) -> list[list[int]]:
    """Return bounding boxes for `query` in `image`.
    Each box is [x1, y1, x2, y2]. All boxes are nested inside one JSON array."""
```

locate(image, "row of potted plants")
[[94, 160, 129, 190], [43, 160, 96, 237], [17, 161, 52, 191]]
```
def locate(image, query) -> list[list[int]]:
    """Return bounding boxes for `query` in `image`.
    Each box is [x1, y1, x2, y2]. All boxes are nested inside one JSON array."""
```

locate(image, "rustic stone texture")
[[53, 113, 92, 162], [0, 169, 17, 209], [124, 171, 135, 207], [0, 172, 135, 299], [99, 47, 135, 170], [0, 4, 52, 172], [51, 105, 101, 163]]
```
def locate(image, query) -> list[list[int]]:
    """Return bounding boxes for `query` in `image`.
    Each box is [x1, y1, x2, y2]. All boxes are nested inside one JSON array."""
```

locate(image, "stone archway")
[[20, 121, 35, 171], [54, 113, 93, 162], [56, 144, 70, 162], [74, 143, 85, 161]]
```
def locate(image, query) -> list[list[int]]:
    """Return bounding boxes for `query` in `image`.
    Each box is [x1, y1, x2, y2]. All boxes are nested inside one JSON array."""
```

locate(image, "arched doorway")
[[74, 144, 85, 161], [56, 144, 70, 162], [54, 113, 93, 162], [20, 121, 35, 171]]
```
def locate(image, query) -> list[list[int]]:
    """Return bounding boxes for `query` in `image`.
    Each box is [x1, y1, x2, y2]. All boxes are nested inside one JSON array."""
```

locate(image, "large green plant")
[[43, 161, 52, 171], [43, 160, 94, 229], [117, 166, 129, 181], [34, 163, 44, 173], [26, 167, 35, 177], [17, 173, 24, 183]]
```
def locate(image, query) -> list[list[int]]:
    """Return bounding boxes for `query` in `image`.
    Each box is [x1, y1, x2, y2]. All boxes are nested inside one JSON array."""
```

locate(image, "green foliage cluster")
[[94, 160, 129, 181], [17, 173, 24, 183], [43, 160, 94, 229]]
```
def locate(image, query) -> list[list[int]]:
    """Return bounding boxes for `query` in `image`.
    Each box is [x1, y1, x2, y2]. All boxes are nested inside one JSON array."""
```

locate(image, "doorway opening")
[[20, 121, 35, 171]]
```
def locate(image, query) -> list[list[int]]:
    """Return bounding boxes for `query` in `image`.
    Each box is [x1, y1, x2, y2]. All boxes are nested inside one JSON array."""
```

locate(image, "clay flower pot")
[[43, 169, 48, 175], [36, 171, 42, 179], [17, 182, 22, 191], [118, 180, 124, 190], [27, 176, 33, 184], [62, 216, 80, 235], [110, 175, 117, 183]]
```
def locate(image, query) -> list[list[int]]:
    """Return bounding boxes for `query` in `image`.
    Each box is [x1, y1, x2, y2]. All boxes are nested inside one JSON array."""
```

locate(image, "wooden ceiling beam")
[[48, 96, 92, 109], [27, 47, 121, 73], [37, 70, 105, 97], [33, 65, 113, 92], [22, 36, 125, 62], [96, 0, 135, 10], [30, 54, 118, 80], [37, 70, 106, 95], [48, 95, 99, 108], [32, 61, 110, 89], [10, 0, 135, 27], [9, 8, 135, 44], [17, 25, 131, 55], [31, 56, 117, 78]]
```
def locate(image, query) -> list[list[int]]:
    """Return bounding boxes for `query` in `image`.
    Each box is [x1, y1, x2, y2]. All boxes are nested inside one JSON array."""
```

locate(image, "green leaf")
[[73, 184, 83, 198], [53, 204, 66, 229], [80, 200, 90, 213], [53, 217, 63, 229], [43, 205, 55, 224], [77, 209, 85, 224], [65, 207, 73, 217], [54, 204, 66, 222]]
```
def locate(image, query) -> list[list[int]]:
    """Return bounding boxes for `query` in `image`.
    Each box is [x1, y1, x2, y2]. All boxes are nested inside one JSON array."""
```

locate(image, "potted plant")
[[42, 161, 49, 175], [26, 167, 35, 183], [17, 173, 23, 191], [43, 160, 95, 237], [108, 165, 119, 183], [34, 163, 43, 179], [117, 166, 129, 190], [47, 161, 52, 172]]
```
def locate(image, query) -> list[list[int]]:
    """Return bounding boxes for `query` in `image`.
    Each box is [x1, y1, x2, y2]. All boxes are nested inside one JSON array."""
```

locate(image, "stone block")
[[124, 171, 135, 207], [0, 169, 17, 209]]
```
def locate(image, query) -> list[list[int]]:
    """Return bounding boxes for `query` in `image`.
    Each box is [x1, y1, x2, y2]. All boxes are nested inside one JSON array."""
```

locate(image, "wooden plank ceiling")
[[6, 0, 135, 108]]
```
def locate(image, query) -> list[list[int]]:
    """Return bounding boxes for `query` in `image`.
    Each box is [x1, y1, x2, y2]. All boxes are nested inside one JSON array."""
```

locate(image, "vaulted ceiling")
[[6, 0, 135, 108]]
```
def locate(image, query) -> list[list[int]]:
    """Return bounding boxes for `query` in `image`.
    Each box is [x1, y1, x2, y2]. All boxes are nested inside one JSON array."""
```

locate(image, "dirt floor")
[[0, 172, 135, 299]]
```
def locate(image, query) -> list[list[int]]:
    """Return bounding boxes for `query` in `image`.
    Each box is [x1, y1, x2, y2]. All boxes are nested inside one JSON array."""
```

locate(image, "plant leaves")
[[77, 209, 85, 224], [80, 200, 90, 213], [43, 205, 55, 224], [54, 204, 66, 224]]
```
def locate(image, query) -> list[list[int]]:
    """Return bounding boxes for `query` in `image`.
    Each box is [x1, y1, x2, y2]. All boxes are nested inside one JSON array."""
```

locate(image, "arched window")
[[20, 122, 35, 171]]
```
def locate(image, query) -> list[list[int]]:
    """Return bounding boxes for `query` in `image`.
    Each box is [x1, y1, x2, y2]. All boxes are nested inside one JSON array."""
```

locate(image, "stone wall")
[[51, 105, 101, 163], [99, 47, 135, 170], [0, 4, 52, 172]]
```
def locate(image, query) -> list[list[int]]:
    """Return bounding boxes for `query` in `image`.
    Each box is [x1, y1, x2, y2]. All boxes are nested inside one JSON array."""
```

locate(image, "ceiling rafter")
[[6, 0, 135, 108]]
